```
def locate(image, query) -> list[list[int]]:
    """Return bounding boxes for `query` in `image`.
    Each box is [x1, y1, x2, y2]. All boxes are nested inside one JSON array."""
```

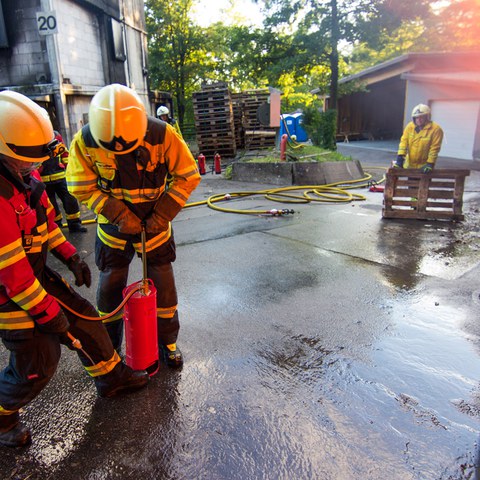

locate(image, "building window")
[[0, 1, 9, 48], [111, 18, 126, 61]]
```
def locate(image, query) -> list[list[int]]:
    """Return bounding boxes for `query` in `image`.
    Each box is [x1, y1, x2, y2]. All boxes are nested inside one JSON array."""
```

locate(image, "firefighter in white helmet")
[[156, 105, 183, 137], [67, 84, 201, 368], [0, 90, 149, 448], [394, 103, 444, 173]]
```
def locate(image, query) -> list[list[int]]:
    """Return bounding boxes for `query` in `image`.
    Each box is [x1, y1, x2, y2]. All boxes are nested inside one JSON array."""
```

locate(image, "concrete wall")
[[0, 0, 149, 144], [232, 160, 365, 186]]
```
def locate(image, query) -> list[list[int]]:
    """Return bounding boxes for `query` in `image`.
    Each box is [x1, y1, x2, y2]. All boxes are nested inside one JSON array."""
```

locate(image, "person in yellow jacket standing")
[[394, 104, 444, 173], [66, 84, 201, 368], [157, 105, 183, 138]]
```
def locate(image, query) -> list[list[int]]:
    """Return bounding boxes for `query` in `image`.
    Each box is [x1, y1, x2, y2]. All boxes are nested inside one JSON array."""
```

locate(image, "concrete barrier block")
[[232, 162, 292, 185]]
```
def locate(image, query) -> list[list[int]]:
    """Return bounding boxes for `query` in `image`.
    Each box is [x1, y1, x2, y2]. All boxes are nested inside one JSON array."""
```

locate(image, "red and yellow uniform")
[[0, 167, 129, 416], [66, 117, 201, 352]]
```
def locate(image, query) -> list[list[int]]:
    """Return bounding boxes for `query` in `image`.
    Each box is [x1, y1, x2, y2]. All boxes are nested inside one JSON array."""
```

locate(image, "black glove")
[[101, 197, 142, 235], [67, 253, 92, 288], [393, 155, 405, 168], [421, 163, 433, 174], [37, 310, 69, 335]]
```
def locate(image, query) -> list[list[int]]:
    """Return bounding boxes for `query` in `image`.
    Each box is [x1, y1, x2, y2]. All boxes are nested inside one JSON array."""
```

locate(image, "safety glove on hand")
[[101, 197, 142, 235], [146, 195, 181, 234], [421, 163, 433, 174], [37, 310, 70, 335], [393, 155, 405, 168], [67, 253, 92, 288]]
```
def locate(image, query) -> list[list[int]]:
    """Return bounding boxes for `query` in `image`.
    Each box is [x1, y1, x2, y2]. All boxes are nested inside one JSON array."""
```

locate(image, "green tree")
[[145, 0, 206, 126], [348, 0, 480, 74]]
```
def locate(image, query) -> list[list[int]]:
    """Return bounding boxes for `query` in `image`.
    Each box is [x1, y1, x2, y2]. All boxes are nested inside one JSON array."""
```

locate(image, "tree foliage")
[[145, 0, 480, 144], [145, 0, 206, 125]]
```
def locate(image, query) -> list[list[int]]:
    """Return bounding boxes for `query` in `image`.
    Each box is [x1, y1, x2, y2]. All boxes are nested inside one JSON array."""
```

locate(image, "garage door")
[[431, 100, 480, 160]]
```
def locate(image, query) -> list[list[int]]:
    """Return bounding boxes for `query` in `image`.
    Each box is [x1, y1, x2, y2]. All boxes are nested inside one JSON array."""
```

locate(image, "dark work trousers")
[[45, 180, 82, 227], [95, 224, 179, 352], [0, 267, 123, 413]]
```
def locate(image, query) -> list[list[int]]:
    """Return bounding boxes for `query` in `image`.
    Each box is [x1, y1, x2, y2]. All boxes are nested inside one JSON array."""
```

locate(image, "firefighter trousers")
[[0, 267, 129, 414], [45, 180, 82, 227], [95, 226, 180, 352]]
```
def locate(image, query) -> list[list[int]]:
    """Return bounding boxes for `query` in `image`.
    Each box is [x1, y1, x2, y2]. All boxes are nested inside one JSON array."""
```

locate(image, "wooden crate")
[[382, 168, 470, 221]]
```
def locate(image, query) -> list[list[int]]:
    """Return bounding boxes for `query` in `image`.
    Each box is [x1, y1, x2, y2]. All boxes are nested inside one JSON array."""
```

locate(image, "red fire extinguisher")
[[198, 153, 206, 175], [123, 225, 159, 376], [214, 153, 222, 174]]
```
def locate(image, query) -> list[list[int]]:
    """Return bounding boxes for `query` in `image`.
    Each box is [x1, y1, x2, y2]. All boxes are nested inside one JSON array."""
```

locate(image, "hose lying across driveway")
[[184, 167, 386, 216]]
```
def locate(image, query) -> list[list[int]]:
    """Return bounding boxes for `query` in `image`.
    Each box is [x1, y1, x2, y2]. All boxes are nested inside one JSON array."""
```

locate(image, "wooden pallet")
[[382, 168, 470, 221]]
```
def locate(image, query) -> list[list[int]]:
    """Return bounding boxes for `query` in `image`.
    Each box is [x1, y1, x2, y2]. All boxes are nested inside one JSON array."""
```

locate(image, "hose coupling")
[[267, 209, 295, 216]]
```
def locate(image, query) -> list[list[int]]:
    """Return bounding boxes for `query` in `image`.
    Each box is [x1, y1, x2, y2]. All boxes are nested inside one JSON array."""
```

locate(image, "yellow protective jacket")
[[397, 121, 444, 169], [66, 118, 200, 250]]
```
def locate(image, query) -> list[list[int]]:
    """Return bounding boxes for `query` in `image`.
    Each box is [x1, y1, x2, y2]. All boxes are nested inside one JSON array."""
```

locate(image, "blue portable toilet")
[[279, 112, 309, 142], [292, 113, 308, 142], [279, 114, 296, 139]]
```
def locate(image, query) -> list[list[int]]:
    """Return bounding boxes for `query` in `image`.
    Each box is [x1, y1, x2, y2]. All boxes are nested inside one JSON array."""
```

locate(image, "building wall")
[[404, 80, 480, 127], [54, 0, 105, 89], [0, 0, 50, 85], [0, 0, 149, 144]]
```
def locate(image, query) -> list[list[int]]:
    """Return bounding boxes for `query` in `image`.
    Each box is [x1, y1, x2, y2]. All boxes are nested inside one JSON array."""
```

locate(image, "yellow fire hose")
[[185, 169, 386, 216], [56, 167, 386, 336]]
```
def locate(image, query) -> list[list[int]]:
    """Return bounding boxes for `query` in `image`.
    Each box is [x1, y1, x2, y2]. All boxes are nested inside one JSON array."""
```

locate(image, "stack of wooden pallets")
[[193, 82, 236, 157], [235, 89, 276, 150]]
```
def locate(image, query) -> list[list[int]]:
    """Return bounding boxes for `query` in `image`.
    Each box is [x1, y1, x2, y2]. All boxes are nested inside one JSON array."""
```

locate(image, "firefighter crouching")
[[38, 130, 88, 233], [66, 84, 201, 368], [0, 91, 149, 448]]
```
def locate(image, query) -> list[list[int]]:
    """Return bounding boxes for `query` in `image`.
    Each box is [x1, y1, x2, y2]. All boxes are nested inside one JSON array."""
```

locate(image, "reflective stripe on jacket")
[[0, 170, 76, 336], [397, 121, 444, 169], [38, 155, 67, 184]]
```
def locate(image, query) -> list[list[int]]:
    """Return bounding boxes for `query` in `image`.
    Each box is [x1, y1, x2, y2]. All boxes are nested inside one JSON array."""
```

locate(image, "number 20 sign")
[[36, 11, 58, 36]]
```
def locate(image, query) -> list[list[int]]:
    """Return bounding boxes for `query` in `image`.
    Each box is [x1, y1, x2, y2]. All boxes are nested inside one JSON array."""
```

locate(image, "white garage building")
[[337, 52, 480, 162]]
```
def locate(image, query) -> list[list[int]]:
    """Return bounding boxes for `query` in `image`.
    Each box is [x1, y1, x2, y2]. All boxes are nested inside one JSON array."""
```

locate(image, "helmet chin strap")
[[1, 156, 41, 177]]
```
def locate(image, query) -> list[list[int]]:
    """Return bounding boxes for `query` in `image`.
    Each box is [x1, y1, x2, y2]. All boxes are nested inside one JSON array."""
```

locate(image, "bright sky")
[[191, 0, 264, 27]]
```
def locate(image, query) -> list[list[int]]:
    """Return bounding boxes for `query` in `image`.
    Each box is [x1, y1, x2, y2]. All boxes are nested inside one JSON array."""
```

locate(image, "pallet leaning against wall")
[[382, 168, 470, 221]]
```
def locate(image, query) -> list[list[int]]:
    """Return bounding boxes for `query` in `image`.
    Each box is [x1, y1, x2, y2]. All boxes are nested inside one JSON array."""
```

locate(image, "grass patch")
[[243, 144, 352, 163]]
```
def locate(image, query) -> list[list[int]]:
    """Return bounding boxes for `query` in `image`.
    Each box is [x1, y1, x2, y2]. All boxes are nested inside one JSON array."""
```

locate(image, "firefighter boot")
[[68, 220, 88, 233], [96, 363, 149, 398], [0, 412, 31, 448], [160, 343, 183, 368]]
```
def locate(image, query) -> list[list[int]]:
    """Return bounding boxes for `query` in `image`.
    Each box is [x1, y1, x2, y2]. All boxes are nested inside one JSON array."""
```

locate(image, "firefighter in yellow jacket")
[[66, 84, 201, 368], [394, 104, 444, 173], [0, 91, 149, 448]]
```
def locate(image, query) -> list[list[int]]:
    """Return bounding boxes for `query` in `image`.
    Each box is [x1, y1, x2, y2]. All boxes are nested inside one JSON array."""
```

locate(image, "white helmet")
[[89, 84, 147, 154], [157, 105, 169, 117], [0, 90, 56, 162], [412, 104, 431, 119]]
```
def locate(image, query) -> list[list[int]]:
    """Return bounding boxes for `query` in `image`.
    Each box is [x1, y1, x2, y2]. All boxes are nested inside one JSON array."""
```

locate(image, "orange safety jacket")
[[66, 117, 201, 252], [0, 168, 76, 338]]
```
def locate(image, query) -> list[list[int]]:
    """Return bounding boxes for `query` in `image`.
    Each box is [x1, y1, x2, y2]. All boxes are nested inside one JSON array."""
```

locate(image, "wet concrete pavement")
[[1, 144, 480, 479]]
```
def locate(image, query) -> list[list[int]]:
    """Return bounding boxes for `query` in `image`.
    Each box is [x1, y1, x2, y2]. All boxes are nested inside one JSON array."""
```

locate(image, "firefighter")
[[66, 84, 201, 368], [156, 105, 183, 137], [0, 91, 149, 448], [38, 130, 88, 233], [394, 104, 444, 172]]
